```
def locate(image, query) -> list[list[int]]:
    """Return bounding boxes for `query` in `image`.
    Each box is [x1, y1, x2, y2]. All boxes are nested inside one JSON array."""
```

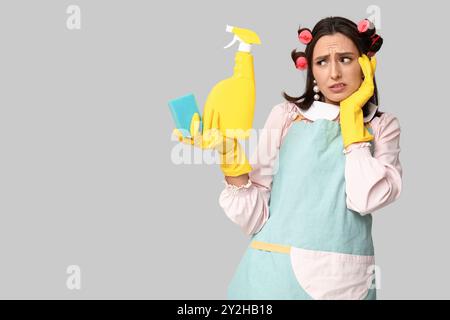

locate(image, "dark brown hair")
[[283, 16, 384, 118]]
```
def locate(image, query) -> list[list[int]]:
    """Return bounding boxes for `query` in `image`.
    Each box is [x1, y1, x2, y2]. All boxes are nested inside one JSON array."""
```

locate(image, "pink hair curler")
[[298, 29, 313, 44], [357, 19, 374, 33], [295, 56, 308, 70]]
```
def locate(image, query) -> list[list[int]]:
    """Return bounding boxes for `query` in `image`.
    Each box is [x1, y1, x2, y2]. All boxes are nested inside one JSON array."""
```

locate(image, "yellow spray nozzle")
[[226, 25, 261, 45], [224, 25, 261, 52]]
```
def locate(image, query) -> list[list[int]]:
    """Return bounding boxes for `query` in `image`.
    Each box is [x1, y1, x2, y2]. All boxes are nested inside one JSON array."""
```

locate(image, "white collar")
[[297, 100, 379, 123]]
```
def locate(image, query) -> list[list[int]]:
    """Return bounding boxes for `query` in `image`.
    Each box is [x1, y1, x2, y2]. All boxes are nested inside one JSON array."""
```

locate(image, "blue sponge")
[[168, 93, 203, 138]]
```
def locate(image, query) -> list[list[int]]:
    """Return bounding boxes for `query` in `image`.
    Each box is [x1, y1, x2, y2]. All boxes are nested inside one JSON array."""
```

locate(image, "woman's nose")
[[330, 60, 341, 80]]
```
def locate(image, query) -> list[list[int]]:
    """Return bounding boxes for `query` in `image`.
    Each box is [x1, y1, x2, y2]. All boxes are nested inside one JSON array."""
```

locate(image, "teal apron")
[[227, 119, 377, 300]]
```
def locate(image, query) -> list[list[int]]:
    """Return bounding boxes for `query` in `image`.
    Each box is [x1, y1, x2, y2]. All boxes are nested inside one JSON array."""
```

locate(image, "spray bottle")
[[201, 25, 261, 140]]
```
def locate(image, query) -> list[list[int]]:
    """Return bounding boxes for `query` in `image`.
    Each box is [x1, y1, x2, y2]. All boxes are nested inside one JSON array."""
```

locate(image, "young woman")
[[217, 16, 402, 300]]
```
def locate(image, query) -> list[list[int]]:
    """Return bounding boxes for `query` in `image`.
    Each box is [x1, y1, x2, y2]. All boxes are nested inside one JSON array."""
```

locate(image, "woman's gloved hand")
[[172, 113, 252, 177], [339, 54, 377, 149]]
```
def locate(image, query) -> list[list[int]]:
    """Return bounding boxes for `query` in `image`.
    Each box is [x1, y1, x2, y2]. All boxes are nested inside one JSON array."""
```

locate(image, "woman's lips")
[[329, 83, 346, 93]]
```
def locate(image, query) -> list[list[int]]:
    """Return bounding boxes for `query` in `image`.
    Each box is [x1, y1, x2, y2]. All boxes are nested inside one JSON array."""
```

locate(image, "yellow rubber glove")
[[339, 54, 377, 148], [172, 113, 252, 177]]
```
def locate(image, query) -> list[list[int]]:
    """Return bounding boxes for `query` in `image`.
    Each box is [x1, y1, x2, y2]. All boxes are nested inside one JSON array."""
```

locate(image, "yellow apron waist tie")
[[250, 240, 291, 254]]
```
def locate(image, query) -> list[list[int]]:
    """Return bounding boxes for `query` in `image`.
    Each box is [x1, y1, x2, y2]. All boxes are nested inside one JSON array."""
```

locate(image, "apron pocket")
[[289, 246, 375, 300]]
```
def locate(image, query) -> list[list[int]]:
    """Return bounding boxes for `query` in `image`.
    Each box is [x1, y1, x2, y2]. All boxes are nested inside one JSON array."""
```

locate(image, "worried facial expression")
[[312, 33, 363, 105]]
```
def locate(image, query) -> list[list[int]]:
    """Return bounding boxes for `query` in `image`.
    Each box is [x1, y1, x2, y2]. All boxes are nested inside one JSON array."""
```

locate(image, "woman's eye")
[[316, 57, 352, 66], [341, 57, 352, 63]]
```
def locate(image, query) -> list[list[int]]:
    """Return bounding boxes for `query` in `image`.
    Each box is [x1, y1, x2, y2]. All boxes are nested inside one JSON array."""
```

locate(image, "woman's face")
[[312, 32, 363, 105]]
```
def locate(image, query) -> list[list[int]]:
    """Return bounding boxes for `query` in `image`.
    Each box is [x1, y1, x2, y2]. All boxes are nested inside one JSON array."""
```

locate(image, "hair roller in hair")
[[298, 28, 313, 44]]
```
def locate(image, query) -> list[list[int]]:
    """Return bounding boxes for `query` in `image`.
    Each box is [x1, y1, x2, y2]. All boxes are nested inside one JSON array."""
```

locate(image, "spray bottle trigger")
[[224, 35, 238, 49]]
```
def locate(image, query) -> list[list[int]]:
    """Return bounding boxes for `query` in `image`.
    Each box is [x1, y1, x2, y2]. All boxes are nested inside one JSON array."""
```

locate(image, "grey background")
[[0, 0, 447, 299]]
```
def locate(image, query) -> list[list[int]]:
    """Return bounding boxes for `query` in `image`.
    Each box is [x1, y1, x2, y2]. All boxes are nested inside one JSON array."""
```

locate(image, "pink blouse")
[[218, 101, 403, 236]]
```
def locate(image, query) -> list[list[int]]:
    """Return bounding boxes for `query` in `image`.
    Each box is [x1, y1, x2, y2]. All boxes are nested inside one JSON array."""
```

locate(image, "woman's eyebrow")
[[314, 52, 355, 61]]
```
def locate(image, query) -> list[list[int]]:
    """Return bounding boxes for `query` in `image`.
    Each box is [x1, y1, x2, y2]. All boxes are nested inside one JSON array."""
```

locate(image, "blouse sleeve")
[[343, 112, 403, 215], [218, 102, 297, 235]]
